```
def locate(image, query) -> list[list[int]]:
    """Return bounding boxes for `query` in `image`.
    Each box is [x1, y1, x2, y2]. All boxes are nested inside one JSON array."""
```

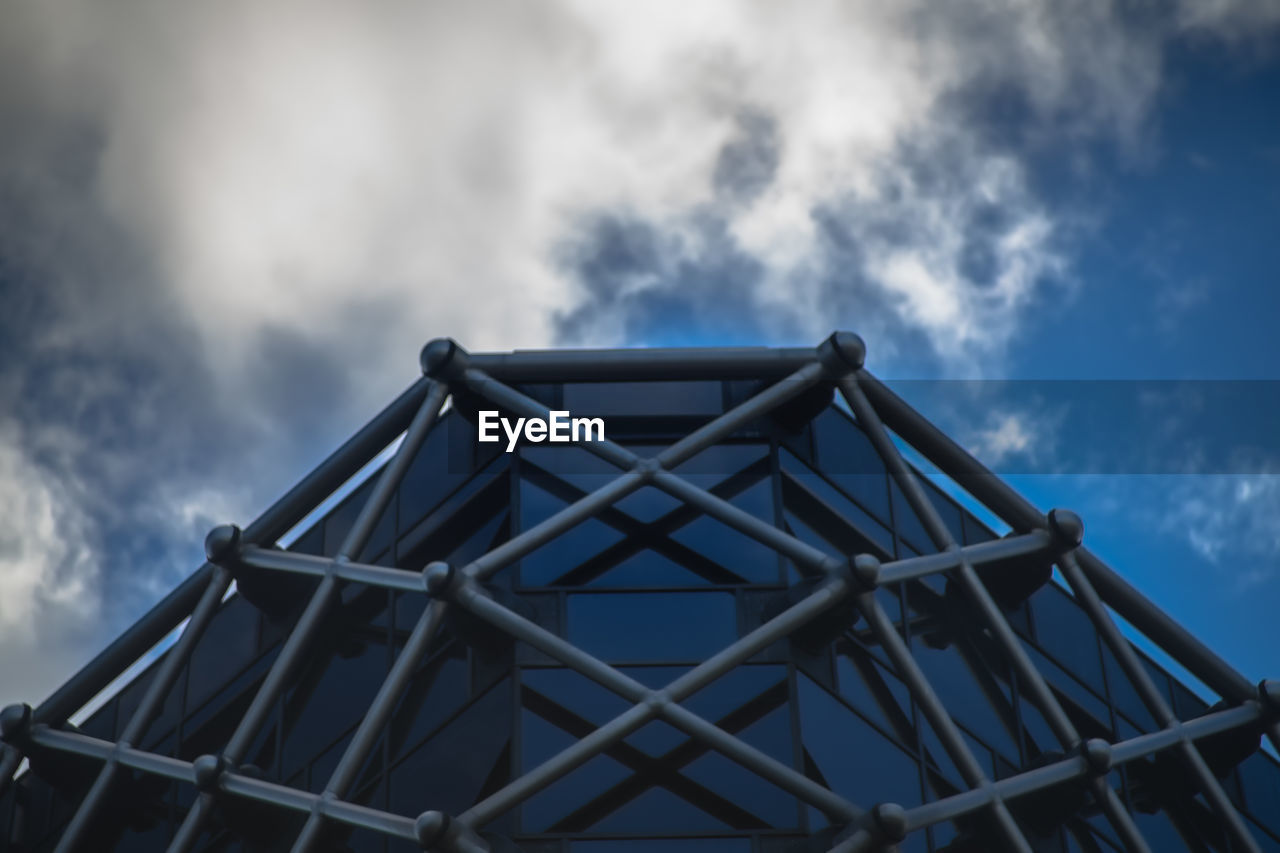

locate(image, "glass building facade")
[[2, 337, 1277, 853]]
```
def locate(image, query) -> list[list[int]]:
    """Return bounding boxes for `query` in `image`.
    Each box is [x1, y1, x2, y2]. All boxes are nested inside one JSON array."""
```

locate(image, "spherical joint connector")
[[871, 802, 908, 842], [1080, 738, 1113, 776], [817, 331, 866, 376], [423, 561, 458, 599], [415, 810, 451, 848], [851, 554, 881, 592], [1048, 508, 1084, 551], [420, 338, 469, 380], [204, 524, 243, 565], [192, 754, 226, 793], [1258, 679, 1280, 718], [0, 703, 32, 744]]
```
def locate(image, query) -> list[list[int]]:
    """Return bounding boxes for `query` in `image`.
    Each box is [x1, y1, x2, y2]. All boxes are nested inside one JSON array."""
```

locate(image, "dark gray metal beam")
[[466, 345, 818, 382], [31, 376, 436, 730], [167, 380, 448, 853], [840, 375, 1151, 853], [856, 371, 1262, 707]]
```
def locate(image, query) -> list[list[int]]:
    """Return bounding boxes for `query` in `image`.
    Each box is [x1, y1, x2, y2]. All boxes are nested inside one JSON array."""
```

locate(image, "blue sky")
[[0, 1, 1279, 709]]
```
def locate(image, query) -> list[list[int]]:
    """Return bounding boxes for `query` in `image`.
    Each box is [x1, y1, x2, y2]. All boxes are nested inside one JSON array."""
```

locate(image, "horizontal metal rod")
[[856, 590, 1032, 853], [828, 699, 1270, 853], [55, 565, 237, 853], [27, 726, 418, 842], [22, 679, 1268, 853], [857, 371, 1259, 705], [290, 599, 450, 852], [876, 529, 1053, 586], [1056, 550, 1261, 851], [842, 376, 1153, 853], [32, 376, 434, 728], [467, 346, 819, 382]]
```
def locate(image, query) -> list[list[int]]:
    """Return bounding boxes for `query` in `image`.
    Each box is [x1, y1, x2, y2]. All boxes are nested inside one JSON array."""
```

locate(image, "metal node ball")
[[872, 802, 908, 842], [420, 338, 467, 379], [819, 330, 867, 373], [192, 754, 225, 792], [0, 703, 32, 742], [851, 554, 881, 590], [415, 810, 451, 847], [1048, 508, 1084, 549], [1081, 738, 1113, 775], [204, 524, 242, 565], [1259, 679, 1280, 715], [423, 561, 456, 597]]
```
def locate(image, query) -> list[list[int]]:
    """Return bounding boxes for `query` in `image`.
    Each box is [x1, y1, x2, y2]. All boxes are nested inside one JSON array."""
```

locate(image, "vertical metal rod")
[[840, 376, 1152, 853], [168, 384, 449, 853], [858, 591, 1032, 853], [288, 383, 456, 852], [287, 601, 449, 853], [1057, 552, 1262, 853], [54, 565, 235, 853]]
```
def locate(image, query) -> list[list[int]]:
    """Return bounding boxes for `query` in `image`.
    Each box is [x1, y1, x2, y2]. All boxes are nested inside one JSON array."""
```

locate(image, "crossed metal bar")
[[3, 334, 1277, 853]]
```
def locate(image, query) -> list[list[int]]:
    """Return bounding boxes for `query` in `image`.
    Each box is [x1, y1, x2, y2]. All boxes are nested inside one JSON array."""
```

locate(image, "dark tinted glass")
[[186, 595, 262, 712], [1028, 585, 1105, 696], [567, 592, 737, 662], [798, 674, 921, 827]]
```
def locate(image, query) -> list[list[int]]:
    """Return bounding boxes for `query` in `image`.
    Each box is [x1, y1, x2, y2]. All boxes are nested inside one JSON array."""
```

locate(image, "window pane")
[[563, 381, 724, 417], [568, 592, 737, 662], [798, 674, 921, 823], [187, 595, 262, 713], [811, 410, 891, 523], [1028, 585, 1106, 697], [388, 680, 511, 820]]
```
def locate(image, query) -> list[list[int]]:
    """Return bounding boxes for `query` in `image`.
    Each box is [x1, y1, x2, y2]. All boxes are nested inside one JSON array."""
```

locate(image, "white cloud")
[[1153, 474, 1280, 589], [2, 0, 1279, 708]]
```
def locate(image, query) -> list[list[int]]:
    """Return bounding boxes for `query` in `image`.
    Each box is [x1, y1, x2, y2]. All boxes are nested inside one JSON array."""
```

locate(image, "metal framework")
[[2, 332, 1277, 853]]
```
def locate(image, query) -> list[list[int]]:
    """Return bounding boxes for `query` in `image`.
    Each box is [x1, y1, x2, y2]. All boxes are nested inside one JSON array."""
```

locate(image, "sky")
[[1, 0, 1279, 711]]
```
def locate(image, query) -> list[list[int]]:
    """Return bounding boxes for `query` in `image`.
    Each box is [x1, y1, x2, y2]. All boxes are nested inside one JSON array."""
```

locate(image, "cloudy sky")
[[2, 0, 1279, 709]]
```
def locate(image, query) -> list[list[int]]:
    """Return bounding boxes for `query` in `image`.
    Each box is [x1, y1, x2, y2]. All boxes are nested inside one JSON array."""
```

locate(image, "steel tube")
[[841, 376, 1151, 853], [825, 699, 1268, 852], [857, 372, 1260, 706], [655, 361, 825, 469], [169, 383, 449, 852], [653, 469, 837, 574], [1057, 553, 1262, 853], [288, 600, 450, 852], [455, 579, 861, 821], [33, 377, 433, 730], [876, 530, 1053, 586], [458, 576, 857, 828], [467, 346, 818, 382], [55, 565, 236, 853], [857, 592, 1033, 853]]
